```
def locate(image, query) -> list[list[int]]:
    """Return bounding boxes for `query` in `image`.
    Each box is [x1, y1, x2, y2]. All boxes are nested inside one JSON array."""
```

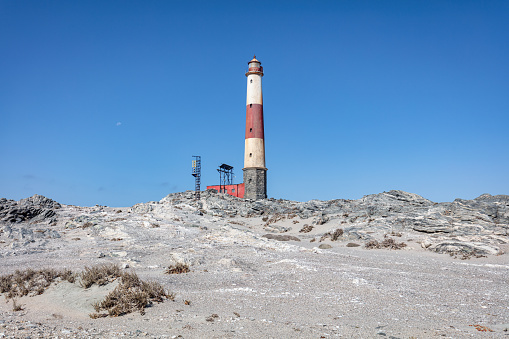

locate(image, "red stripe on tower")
[[245, 104, 264, 139]]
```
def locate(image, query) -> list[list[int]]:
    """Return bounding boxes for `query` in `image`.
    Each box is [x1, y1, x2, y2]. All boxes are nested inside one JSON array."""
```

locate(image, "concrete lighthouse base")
[[243, 168, 267, 200]]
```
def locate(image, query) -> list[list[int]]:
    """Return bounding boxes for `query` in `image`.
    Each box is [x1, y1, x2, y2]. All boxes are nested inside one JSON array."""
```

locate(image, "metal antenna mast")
[[192, 156, 201, 200]]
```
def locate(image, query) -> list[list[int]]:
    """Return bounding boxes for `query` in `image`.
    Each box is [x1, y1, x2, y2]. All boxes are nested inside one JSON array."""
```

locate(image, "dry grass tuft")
[[0, 268, 76, 299], [90, 271, 173, 318], [319, 228, 344, 242], [165, 263, 190, 275], [299, 224, 314, 233], [365, 238, 407, 250], [81, 222, 94, 229], [80, 264, 122, 288], [206, 313, 219, 322], [12, 299, 23, 311]]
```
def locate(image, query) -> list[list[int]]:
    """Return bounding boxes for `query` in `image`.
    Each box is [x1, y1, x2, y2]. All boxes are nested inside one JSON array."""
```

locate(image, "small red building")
[[206, 183, 245, 198]]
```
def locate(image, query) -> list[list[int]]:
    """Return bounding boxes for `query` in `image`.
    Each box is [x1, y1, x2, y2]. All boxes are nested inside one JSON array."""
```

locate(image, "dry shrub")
[[80, 264, 122, 288], [319, 228, 343, 242], [206, 313, 219, 322], [90, 271, 173, 317], [0, 268, 76, 299], [165, 263, 190, 275], [365, 238, 407, 250], [469, 324, 494, 332], [299, 224, 314, 233], [229, 220, 245, 226], [12, 299, 23, 311], [450, 250, 487, 260], [264, 213, 286, 227], [81, 222, 94, 229]]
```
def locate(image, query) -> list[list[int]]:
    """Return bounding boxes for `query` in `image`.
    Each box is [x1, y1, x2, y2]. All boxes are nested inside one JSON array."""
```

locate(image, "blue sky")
[[1, 0, 508, 206]]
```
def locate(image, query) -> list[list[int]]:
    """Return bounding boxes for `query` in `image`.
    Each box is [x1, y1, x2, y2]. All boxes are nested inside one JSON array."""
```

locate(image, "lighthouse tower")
[[243, 55, 267, 200]]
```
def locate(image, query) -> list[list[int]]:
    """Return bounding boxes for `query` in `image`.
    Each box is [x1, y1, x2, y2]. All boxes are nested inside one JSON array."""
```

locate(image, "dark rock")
[[318, 244, 332, 249], [0, 195, 60, 224], [346, 243, 360, 247]]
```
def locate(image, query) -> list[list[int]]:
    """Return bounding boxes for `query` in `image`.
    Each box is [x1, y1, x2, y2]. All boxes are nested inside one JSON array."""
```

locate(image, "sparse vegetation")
[[365, 238, 407, 250], [0, 268, 75, 299], [299, 224, 314, 233], [319, 228, 343, 242], [90, 271, 173, 317], [165, 263, 190, 275], [206, 313, 219, 322], [79, 264, 122, 288], [0, 264, 175, 318], [229, 220, 245, 226], [469, 324, 494, 332], [264, 213, 286, 227], [81, 221, 94, 229], [449, 250, 487, 260], [388, 231, 402, 237], [12, 298, 23, 311]]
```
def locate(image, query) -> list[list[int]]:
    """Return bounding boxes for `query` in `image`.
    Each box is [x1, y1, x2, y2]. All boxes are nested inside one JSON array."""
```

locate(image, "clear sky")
[[1, 0, 508, 206]]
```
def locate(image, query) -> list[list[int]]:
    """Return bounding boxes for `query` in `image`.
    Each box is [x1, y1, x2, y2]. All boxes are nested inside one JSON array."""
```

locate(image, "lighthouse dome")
[[248, 55, 261, 65]]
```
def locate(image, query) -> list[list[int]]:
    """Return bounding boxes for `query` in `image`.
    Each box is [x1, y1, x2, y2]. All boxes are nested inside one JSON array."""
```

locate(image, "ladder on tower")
[[192, 156, 201, 200]]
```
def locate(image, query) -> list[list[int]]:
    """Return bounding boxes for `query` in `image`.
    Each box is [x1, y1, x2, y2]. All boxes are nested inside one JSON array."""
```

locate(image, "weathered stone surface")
[[0, 195, 60, 224], [428, 241, 500, 256], [262, 234, 300, 242], [64, 215, 101, 229], [155, 189, 509, 256]]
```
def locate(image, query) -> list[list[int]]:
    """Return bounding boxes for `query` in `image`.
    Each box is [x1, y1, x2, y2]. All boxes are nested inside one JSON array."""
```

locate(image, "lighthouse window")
[[250, 104, 252, 108], [249, 153, 252, 157], [250, 79, 253, 83], [250, 128, 252, 132]]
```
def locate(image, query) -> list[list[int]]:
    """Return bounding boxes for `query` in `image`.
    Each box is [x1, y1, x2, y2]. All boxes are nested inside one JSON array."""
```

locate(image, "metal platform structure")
[[191, 156, 201, 200], [217, 164, 233, 194]]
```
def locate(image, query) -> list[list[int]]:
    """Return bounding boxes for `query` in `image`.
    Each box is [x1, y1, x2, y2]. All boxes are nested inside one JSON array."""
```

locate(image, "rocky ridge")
[[139, 189, 509, 257]]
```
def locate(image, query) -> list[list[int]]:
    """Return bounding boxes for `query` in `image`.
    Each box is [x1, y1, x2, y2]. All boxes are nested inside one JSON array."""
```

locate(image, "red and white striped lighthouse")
[[243, 55, 267, 199]]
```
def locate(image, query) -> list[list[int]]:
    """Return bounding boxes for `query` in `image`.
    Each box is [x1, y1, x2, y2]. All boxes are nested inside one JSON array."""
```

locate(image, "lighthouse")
[[243, 55, 267, 200]]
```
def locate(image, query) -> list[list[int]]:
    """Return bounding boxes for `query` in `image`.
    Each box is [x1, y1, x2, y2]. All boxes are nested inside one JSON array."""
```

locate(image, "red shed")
[[206, 183, 245, 198]]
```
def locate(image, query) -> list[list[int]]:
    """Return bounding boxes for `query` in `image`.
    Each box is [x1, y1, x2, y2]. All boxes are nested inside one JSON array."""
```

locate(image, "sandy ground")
[[1, 200, 509, 338]]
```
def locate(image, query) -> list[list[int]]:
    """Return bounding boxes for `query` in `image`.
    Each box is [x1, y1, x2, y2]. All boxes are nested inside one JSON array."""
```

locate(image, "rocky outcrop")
[[0, 194, 61, 224], [155, 190, 509, 256]]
